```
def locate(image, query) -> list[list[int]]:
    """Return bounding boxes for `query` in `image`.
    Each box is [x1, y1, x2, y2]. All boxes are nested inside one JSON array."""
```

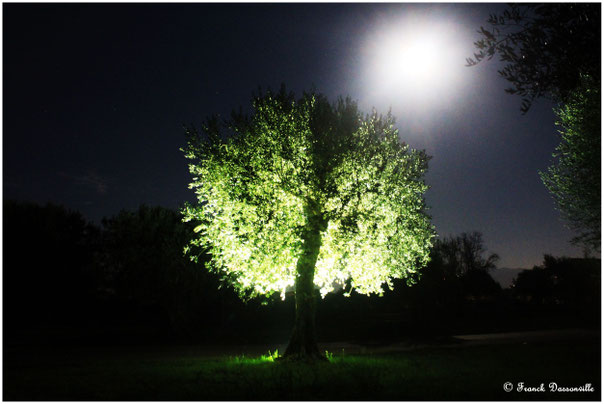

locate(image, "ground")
[[3, 329, 600, 400]]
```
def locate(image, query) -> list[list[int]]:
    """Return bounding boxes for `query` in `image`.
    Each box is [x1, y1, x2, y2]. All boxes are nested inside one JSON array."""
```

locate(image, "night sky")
[[4, 3, 587, 269]]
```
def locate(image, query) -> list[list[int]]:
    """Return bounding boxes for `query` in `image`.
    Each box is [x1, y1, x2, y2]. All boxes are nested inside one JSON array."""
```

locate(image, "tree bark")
[[284, 204, 327, 360]]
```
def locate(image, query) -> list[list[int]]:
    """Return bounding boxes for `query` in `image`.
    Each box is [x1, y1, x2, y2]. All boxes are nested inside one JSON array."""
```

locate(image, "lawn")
[[3, 339, 600, 400]]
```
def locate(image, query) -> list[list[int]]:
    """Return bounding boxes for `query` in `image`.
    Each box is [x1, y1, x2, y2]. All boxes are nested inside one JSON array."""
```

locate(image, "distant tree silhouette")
[[3, 200, 99, 341], [460, 267, 502, 300], [514, 255, 600, 310], [430, 232, 500, 299], [514, 266, 544, 303], [467, 3, 600, 113], [182, 87, 434, 359], [434, 232, 499, 277], [100, 205, 224, 338], [540, 78, 601, 252]]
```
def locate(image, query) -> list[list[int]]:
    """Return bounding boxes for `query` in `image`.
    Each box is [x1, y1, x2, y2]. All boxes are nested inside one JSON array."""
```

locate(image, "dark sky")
[[4, 3, 587, 269]]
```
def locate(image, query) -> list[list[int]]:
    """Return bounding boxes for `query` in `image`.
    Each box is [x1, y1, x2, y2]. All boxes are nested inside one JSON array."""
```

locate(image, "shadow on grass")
[[4, 340, 600, 400]]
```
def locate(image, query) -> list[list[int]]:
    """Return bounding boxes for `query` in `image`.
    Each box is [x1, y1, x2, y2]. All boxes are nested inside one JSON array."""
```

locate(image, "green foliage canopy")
[[182, 89, 434, 300], [540, 77, 601, 251]]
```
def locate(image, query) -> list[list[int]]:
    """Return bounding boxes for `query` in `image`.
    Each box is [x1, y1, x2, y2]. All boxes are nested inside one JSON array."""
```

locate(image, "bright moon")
[[360, 14, 466, 108], [387, 36, 441, 82]]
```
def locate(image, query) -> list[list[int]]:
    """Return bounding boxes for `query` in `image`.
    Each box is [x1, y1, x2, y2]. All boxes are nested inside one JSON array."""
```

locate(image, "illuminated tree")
[[182, 88, 434, 359], [540, 77, 601, 252]]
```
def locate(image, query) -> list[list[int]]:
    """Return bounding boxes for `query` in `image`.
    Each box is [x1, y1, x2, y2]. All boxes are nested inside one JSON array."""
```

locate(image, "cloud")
[[58, 170, 109, 195]]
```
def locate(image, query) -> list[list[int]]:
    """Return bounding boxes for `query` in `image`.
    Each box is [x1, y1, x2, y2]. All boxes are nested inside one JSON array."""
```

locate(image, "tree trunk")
[[284, 205, 327, 360]]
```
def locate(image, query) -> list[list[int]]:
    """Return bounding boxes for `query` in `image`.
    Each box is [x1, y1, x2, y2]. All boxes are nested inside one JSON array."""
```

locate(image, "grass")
[[4, 340, 600, 400]]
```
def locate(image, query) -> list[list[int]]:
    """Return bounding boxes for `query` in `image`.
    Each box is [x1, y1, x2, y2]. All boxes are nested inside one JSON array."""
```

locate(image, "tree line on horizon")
[[3, 200, 599, 347]]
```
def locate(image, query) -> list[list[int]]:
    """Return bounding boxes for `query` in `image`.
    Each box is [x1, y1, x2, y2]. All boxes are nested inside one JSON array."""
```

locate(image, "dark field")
[[3, 203, 601, 401], [4, 338, 600, 401]]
